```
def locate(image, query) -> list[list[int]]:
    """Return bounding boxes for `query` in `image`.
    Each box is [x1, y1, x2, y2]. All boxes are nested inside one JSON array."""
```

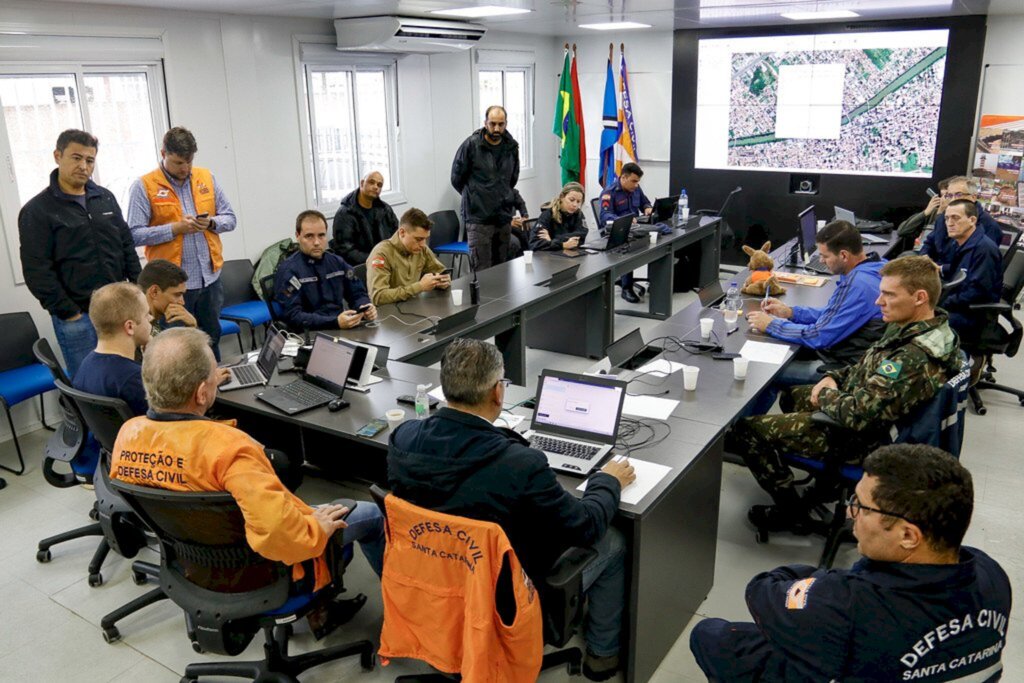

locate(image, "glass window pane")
[[309, 69, 357, 205], [83, 73, 159, 205], [0, 74, 83, 207], [478, 70, 503, 122], [504, 70, 528, 166], [354, 70, 392, 191]]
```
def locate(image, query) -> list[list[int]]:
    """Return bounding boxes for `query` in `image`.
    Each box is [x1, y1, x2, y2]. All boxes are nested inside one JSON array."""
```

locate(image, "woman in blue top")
[[528, 182, 588, 252]]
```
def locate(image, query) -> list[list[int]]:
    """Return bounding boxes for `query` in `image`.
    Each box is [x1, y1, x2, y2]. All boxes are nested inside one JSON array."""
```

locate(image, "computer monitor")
[[798, 205, 818, 260]]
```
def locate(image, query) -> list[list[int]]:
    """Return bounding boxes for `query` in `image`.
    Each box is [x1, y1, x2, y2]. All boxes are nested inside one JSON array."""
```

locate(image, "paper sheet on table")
[[494, 413, 525, 430], [740, 340, 790, 365], [577, 457, 672, 506], [636, 359, 685, 377], [622, 394, 679, 420], [428, 386, 446, 401]]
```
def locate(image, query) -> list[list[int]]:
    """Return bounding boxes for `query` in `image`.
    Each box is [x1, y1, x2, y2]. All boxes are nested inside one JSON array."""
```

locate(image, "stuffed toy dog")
[[741, 241, 786, 297]]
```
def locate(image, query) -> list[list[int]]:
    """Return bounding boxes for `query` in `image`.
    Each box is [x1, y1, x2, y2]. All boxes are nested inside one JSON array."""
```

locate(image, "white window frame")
[[0, 57, 168, 285], [473, 49, 535, 176], [294, 40, 402, 212]]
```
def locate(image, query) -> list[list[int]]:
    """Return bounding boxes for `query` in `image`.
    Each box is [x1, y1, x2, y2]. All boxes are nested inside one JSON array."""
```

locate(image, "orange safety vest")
[[378, 494, 543, 682], [139, 166, 224, 272], [110, 415, 332, 590]]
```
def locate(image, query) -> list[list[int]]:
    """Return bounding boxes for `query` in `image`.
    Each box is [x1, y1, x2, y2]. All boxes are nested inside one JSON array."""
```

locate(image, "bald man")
[[330, 171, 399, 265]]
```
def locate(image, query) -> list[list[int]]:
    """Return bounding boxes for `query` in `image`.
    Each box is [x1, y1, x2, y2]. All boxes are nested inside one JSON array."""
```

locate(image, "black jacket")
[[330, 189, 398, 265], [19, 170, 141, 319], [451, 129, 520, 225], [529, 207, 588, 251], [387, 407, 620, 580]]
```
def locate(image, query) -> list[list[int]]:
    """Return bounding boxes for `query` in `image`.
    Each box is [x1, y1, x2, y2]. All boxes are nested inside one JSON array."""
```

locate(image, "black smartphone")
[[358, 303, 372, 312], [441, 268, 453, 278], [926, 188, 938, 199], [711, 352, 741, 360], [397, 394, 440, 409], [356, 418, 388, 438], [196, 212, 209, 219]]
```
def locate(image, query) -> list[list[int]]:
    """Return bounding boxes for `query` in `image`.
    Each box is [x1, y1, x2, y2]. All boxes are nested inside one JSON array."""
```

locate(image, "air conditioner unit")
[[334, 16, 486, 54]]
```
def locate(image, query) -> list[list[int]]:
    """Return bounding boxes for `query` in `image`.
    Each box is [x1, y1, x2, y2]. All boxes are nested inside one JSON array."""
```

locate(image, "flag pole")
[[608, 43, 613, 61]]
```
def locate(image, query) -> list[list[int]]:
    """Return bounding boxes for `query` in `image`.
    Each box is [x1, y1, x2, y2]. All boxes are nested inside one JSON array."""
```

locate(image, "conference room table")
[[215, 237, 850, 682], [304, 215, 722, 386]]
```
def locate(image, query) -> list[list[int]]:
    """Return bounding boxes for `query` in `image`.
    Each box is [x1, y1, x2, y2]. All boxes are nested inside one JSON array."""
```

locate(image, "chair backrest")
[[352, 262, 367, 285], [427, 210, 462, 247], [220, 259, 258, 307], [110, 477, 290, 654], [258, 274, 285, 324], [1004, 249, 1024, 304], [940, 268, 967, 295], [890, 354, 971, 458], [997, 224, 1022, 273], [590, 197, 602, 229], [53, 380, 134, 454], [373, 485, 544, 680], [32, 338, 71, 385], [0, 312, 42, 374]]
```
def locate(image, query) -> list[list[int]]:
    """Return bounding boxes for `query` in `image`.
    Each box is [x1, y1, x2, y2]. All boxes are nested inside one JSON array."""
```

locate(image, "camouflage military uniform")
[[729, 312, 961, 499]]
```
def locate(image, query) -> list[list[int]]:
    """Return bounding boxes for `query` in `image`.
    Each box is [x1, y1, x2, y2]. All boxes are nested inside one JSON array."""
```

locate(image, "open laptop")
[[605, 328, 662, 370], [835, 206, 890, 241], [522, 369, 628, 476], [256, 333, 354, 415], [219, 325, 285, 391], [697, 280, 725, 309], [588, 214, 634, 251], [797, 206, 831, 275], [422, 305, 478, 336]]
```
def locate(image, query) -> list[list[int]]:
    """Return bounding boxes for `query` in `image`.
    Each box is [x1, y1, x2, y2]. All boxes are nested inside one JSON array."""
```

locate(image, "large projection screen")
[[694, 29, 949, 178]]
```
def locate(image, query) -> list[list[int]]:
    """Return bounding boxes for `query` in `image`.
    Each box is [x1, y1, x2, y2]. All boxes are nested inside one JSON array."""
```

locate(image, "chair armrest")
[[969, 302, 1012, 312], [941, 268, 967, 293], [809, 411, 841, 428], [695, 209, 717, 217], [544, 546, 598, 590]]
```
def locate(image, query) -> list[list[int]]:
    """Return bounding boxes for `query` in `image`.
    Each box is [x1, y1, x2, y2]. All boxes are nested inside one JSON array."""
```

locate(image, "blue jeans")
[[184, 279, 224, 360], [581, 526, 627, 657], [746, 359, 824, 416], [334, 500, 385, 578], [52, 313, 98, 380], [690, 618, 777, 681]]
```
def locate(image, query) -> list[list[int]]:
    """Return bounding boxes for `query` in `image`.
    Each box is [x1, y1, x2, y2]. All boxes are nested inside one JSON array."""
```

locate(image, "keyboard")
[[530, 434, 600, 460], [805, 254, 830, 274], [230, 364, 263, 386], [276, 380, 335, 408]]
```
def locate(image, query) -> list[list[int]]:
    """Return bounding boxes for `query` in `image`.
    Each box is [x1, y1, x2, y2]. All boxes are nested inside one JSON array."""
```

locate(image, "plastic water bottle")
[[676, 189, 689, 227], [415, 384, 430, 419], [723, 281, 741, 325]]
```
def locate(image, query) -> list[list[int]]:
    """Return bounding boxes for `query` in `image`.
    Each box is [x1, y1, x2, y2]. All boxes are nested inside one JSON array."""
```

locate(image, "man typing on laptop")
[[387, 338, 635, 681]]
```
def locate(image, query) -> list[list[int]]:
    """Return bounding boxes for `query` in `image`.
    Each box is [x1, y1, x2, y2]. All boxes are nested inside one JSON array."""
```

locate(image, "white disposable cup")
[[723, 308, 738, 325], [385, 409, 405, 430], [523, 250, 534, 265], [733, 357, 749, 380], [699, 317, 714, 338], [816, 219, 826, 230], [649, 231, 658, 245], [451, 289, 464, 306], [681, 207, 690, 221], [683, 366, 700, 391]]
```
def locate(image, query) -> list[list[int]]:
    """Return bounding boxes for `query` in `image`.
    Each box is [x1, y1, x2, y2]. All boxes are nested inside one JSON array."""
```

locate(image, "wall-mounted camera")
[[789, 173, 820, 195]]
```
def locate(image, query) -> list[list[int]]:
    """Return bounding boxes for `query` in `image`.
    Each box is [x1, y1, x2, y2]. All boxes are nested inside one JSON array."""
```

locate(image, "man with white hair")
[[920, 176, 1003, 270]]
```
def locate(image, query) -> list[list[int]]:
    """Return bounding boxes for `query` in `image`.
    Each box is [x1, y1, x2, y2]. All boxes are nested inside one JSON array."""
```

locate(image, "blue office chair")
[[219, 318, 245, 355], [0, 312, 57, 476], [428, 210, 469, 277], [109, 480, 375, 682], [220, 259, 272, 350], [762, 355, 971, 568]]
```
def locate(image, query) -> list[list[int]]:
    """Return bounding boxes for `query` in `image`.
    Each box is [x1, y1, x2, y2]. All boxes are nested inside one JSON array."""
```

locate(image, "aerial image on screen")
[[694, 30, 949, 177]]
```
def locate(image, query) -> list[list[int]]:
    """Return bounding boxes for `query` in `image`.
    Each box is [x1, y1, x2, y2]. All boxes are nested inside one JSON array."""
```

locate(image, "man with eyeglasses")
[[690, 444, 1011, 682], [920, 176, 1003, 267], [386, 338, 636, 680]]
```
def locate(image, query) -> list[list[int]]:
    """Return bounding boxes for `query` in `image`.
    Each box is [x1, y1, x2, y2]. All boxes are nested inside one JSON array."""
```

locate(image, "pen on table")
[[727, 326, 738, 336]]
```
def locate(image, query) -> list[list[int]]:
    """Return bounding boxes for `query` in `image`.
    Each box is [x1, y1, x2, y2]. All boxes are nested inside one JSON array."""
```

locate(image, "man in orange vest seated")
[[127, 127, 237, 359], [387, 338, 636, 681], [110, 327, 385, 637]]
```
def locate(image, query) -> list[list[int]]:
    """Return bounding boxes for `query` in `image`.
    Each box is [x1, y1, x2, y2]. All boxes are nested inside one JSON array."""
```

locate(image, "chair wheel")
[[103, 627, 121, 644], [360, 650, 376, 671], [132, 571, 149, 585], [88, 573, 103, 587], [180, 677, 197, 683], [977, 405, 988, 415], [89, 508, 100, 521], [1019, 398, 1024, 407], [568, 661, 582, 675], [36, 549, 52, 563], [755, 529, 769, 544], [191, 641, 203, 654]]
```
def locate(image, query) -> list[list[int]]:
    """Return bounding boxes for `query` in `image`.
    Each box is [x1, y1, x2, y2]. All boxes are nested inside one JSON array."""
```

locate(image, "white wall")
[[976, 14, 1024, 127]]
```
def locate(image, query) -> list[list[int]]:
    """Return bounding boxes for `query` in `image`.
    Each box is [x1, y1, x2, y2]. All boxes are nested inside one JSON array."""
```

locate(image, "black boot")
[[621, 286, 640, 304], [748, 487, 816, 535], [307, 593, 367, 640]]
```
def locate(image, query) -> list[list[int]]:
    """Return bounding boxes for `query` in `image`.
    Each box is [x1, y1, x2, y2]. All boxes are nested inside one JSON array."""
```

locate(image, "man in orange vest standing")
[[127, 127, 237, 359]]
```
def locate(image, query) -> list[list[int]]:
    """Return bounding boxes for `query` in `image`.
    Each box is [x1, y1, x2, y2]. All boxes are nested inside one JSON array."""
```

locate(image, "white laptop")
[[219, 326, 285, 391], [835, 206, 888, 244], [522, 369, 628, 476]]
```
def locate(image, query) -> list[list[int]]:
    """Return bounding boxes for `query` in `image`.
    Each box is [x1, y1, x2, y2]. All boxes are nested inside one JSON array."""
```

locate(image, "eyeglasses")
[[496, 378, 511, 388], [942, 191, 972, 199], [846, 494, 917, 525]]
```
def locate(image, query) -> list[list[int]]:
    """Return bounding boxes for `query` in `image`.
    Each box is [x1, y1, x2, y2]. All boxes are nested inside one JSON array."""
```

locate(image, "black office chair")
[[258, 273, 293, 333], [32, 339, 87, 488], [757, 355, 972, 568], [220, 259, 273, 350], [590, 197, 602, 231], [428, 210, 469, 278], [370, 485, 595, 680], [352, 262, 367, 285], [965, 249, 1024, 414], [996, 223, 1022, 272], [110, 480, 375, 682]]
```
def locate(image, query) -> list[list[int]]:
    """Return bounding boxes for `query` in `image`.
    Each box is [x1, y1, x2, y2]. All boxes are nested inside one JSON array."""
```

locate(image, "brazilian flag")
[[553, 50, 581, 185]]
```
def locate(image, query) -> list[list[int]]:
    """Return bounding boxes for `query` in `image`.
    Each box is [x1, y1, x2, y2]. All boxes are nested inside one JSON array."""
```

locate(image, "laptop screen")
[[305, 334, 355, 393], [605, 329, 645, 367], [834, 206, 856, 225], [256, 327, 286, 378], [534, 374, 624, 439], [698, 280, 725, 308], [798, 206, 817, 260]]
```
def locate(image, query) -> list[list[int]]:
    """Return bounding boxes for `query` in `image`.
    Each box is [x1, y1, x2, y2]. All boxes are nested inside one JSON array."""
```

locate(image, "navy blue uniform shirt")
[[598, 178, 652, 228], [273, 250, 370, 331]]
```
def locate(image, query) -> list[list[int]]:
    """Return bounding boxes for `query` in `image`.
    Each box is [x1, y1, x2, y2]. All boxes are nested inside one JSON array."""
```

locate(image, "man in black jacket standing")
[[330, 170, 398, 265], [451, 106, 520, 270], [388, 338, 635, 681], [19, 129, 141, 378]]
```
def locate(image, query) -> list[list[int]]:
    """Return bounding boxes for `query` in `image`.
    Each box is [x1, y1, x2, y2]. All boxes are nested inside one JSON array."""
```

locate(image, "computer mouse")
[[328, 398, 347, 412]]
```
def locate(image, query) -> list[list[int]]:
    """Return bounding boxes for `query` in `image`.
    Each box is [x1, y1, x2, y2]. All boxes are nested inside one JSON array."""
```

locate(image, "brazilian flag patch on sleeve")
[[876, 359, 903, 380]]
